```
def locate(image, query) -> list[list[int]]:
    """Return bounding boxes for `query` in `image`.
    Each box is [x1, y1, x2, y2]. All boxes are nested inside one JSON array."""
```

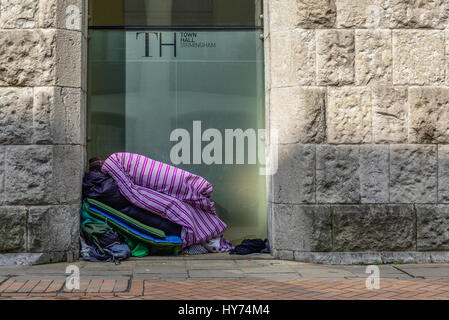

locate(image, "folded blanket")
[[102, 152, 232, 251], [83, 170, 182, 236], [83, 199, 182, 254], [86, 198, 167, 239]]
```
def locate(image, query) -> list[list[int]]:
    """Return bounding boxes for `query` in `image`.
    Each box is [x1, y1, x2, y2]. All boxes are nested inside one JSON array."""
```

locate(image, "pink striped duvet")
[[101, 152, 232, 251]]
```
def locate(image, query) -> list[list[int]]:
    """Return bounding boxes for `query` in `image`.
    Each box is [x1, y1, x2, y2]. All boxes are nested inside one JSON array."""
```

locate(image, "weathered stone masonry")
[[265, 0, 449, 264], [0, 0, 87, 265], [2, 0, 449, 265]]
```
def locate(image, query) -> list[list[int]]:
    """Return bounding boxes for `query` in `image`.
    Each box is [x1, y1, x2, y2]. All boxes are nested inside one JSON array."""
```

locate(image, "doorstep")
[[128, 252, 275, 261]]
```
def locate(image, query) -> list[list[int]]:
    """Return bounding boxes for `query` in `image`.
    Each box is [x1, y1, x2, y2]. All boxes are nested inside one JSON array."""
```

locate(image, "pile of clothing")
[[80, 153, 233, 262]]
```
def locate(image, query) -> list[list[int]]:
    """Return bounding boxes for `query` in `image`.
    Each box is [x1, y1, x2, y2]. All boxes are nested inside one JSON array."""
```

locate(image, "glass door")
[[87, 0, 266, 245]]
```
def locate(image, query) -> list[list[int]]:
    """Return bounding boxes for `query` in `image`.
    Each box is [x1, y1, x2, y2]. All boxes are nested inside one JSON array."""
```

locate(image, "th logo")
[[135, 32, 177, 58]]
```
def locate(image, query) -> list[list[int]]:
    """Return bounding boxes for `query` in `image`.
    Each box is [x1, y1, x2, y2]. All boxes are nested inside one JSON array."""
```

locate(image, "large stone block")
[[4, 145, 83, 205], [390, 145, 437, 203], [270, 30, 315, 87], [332, 205, 416, 251], [267, 0, 298, 32], [33, 87, 84, 145], [296, 0, 336, 28], [81, 23, 88, 91], [0, 0, 86, 30], [355, 30, 392, 85], [0, 252, 66, 266], [55, 29, 83, 88], [391, 0, 449, 29], [408, 87, 449, 144], [316, 30, 355, 85], [0, 29, 81, 87], [267, 202, 273, 248], [447, 31, 449, 86], [393, 30, 445, 85], [272, 204, 332, 252], [264, 37, 271, 91], [360, 145, 389, 203], [38, 0, 84, 31], [273, 144, 315, 204], [316, 145, 360, 203], [416, 205, 449, 250], [336, 0, 392, 28], [0, 0, 39, 28], [268, 0, 335, 31], [28, 205, 80, 253], [33, 87, 61, 145], [372, 86, 408, 143], [439, 145, 449, 203], [0, 88, 33, 145], [270, 87, 325, 144], [4, 146, 53, 205], [0, 206, 27, 252], [327, 87, 372, 144], [337, 0, 449, 29], [64, 88, 85, 145], [0, 30, 55, 86], [52, 145, 84, 205], [0, 147, 4, 205]]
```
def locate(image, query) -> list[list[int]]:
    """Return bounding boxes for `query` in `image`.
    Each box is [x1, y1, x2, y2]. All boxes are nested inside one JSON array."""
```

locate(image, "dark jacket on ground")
[[82, 171, 182, 236]]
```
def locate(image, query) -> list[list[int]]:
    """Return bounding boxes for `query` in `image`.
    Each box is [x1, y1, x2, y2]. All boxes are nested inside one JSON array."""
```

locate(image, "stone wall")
[[0, 0, 87, 265], [2, 0, 449, 265], [265, 0, 449, 264]]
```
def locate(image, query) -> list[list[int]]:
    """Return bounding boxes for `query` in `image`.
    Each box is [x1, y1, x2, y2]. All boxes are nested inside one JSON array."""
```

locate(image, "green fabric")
[[81, 203, 150, 257], [83, 200, 181, 255], [86, 198, 166, 238], [81, 206, 109, 226], [120, 232, 150, 257], [80, 222, 113, 254]]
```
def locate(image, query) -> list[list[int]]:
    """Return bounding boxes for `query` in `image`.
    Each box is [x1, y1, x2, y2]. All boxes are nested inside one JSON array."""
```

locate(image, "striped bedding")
[[101, 152, 232, 251]]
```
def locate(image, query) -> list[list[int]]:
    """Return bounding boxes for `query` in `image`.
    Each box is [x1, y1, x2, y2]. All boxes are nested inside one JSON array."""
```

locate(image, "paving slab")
[[76, 270, 132, 277], [134, 260, 186, 266], [0, 268, 30, 276], [131, 253, 274, 260], [134, 267, 187, 274], [244, 272, 302, 280], [81, 261, 135, 269], [338, 265, 412, 279], [188, 269, 245, 279], [394, 265, 449, 278], [134, 274, 188, 280], [295, 267, 355, 279], [186, 260, 238, 270], [14, 276, 67, 282]]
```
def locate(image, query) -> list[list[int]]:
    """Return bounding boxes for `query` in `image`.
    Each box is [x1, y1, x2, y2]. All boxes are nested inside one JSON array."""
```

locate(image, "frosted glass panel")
[[89, 0, 263, 27], [88, 29, 266, 244]]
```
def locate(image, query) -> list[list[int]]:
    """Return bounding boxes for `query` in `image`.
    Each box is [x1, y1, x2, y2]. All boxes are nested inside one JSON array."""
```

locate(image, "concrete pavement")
[[0, 253, 448, 299]]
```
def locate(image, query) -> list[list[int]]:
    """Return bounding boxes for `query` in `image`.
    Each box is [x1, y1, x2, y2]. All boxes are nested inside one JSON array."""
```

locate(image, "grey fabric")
[[80, 237, 131, 263], [181, 244, 209, 255]]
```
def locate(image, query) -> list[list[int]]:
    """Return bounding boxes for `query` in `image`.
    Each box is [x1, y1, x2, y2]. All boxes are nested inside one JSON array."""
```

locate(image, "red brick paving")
[[100, 280, 116, 293], [3, 281, 26, 293], [0, 278, 448, 300], [86, 279, 103, 293], [113, 279, 129, 292], [17, 280, 40, 293], [31, 280, 52, 293], [0, 279, 15, 293], [45, 280, 65, 293]]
